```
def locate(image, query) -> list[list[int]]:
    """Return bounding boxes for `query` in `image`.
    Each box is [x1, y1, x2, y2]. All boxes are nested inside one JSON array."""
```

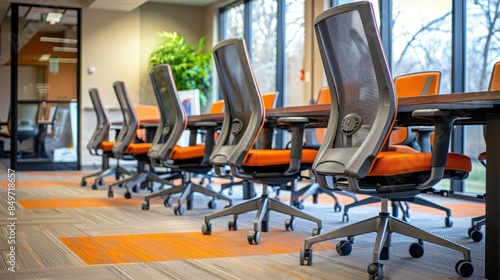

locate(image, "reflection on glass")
[[392, 0, 452, 93], [10, 5, 79, 166], [250, 0, 277, 94]]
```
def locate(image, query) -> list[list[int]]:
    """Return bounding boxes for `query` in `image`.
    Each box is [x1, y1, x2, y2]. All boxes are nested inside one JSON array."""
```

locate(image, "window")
[[463, 0, 500, 195], [284, 0, 305, 107], [220, 0, 306, 147], [250, 0, 278, 94], [391, 0, 452, 93]]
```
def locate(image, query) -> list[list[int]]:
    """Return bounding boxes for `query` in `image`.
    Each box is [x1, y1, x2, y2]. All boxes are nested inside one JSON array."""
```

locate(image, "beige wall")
[[81, 7, 142, 109], [1, 0, 327, 166], [139, 2, 208, 105]]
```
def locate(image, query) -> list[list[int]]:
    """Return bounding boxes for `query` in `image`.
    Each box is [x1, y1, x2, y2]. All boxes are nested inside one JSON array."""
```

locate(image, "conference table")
[[188, 90, 500, 279]]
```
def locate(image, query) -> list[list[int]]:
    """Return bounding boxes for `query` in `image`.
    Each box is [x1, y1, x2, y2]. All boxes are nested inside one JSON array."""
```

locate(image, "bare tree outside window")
[[224, 4, 244, 39], [251, 0, 278, 94]]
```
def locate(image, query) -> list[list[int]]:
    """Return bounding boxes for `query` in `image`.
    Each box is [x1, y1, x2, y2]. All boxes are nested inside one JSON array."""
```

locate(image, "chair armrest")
[[189, 121, 219, 165], [276, 117, 310, 175], [409, 126, 434, 152], [411, 109, 470, 188]]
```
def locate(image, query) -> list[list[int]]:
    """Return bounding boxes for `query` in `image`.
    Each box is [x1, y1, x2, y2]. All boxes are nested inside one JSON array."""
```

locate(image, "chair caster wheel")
[[409, 242, 424, 258], [91, 183, 98, 190], [208, 200, 217, 209], [285, 218, 296, 231], [174, 205, 185, 215], [80, 180, 87, 187], [470, 230, 483, 242], [132, 184, 140, 193], [98, 179, 104, 186], [312, 227, 322, 236], [336, 240, 352, 256], [445, 216, 453, 228], [247, 231, 260, 245], [202, 223, 212, 235], [342, 213, 349, 222], [228, 219, 238, 230], [455, 260, 474, 277], [294, 202, 304, 210], [467, 226, 474, 237], [142, 201, 149, 210], [164, 196, 173, 207], [108, 190, 114, 198], [299, 249, 313, 265], [124, 192, 132, 199], [367, 263, 384, 280], [334, 204, 341, 212]]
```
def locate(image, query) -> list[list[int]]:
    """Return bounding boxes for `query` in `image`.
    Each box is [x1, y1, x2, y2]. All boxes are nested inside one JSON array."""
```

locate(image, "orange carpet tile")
[[60, 230, 334, 265], [19, 198, 142, 209], [0, 180, 82, 187]]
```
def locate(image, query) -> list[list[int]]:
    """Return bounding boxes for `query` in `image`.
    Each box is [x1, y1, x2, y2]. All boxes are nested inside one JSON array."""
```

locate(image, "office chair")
[[141, 64, 232, 214], [107, 81, 175, 199], [215, 92, 278, 199], [300, 2, 473, 278], [202, 37, 322, 244], [296, 87, 358, 211], [81, 88, 131, 189], [342, 71, 454, 228], [467, 61, 500, 242], [0, 103, 40, 158]]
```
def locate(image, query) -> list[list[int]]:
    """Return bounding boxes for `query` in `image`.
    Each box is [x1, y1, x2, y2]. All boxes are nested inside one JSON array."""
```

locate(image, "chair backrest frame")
[[210, 37, 265, 171], [111, 81, 139, 159], [147, 64, 189, 167], [87, 88, 111, 153], [312, 1, 396, 180]]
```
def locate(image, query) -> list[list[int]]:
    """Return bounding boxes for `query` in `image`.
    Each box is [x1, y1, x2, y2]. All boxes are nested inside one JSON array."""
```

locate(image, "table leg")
[[485, 113, 500, 279]]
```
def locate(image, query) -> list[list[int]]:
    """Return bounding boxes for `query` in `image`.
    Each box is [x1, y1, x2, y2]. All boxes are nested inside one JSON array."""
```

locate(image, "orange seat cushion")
[[170, 145, 206, 160], [368, 151, 472, 177], [100, 141, 116, 152], [478, 152, 486, 161], [243, 148, 318, 167], [125, 143, 152, 155], [0, 131, 10, 138]]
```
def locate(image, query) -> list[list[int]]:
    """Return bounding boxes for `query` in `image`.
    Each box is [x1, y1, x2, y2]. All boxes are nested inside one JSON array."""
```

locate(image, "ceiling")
[[88, 0, 219, 11]]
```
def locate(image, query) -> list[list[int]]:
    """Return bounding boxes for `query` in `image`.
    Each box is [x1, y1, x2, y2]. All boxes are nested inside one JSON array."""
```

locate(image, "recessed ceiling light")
[[40, 37, 78, 44], [53, 47, 78, 53], [45, 12, 63, 24]]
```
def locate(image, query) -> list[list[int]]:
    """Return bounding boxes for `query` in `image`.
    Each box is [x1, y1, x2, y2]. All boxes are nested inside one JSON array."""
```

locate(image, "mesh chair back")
[[17, 103, 40, 140], [148, 64, 188, 166], [111, 81, 139, 159], [87, 88, 111, 152], [313, 1, 396, 179], [210, 37, 265, 169]]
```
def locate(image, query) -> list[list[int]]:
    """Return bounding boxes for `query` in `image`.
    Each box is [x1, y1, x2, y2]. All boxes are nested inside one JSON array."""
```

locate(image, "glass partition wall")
[[1, 4, 80, 171]]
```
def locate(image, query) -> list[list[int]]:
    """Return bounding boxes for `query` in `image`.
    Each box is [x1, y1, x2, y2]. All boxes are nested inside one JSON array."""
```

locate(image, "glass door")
[[2, 4, 80, 171]]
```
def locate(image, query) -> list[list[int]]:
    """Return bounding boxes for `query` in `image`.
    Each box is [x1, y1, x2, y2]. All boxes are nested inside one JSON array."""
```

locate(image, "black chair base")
[[297, 182, 358, 212], [342, 195, 453, 227], [202, 184, 323, 245], [141, 173, 232, 214], [301, 198, 473, 278]]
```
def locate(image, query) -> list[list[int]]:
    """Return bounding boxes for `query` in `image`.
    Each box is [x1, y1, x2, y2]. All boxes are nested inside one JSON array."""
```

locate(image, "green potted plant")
[[148, 31, 212, 108]]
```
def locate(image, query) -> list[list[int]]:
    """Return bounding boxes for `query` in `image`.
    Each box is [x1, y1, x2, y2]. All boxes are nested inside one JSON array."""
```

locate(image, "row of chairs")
[[198, 2, 474, 278], [82, 2, 484, 278]]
